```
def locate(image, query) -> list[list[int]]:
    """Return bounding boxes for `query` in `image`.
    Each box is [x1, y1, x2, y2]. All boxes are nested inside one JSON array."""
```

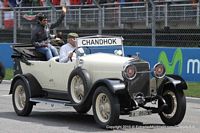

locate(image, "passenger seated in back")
[[31, 6, 67, 60]]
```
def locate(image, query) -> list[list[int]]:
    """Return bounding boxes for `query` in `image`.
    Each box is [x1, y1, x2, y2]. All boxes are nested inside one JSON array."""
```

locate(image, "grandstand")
[[0, 0, 200, 47]]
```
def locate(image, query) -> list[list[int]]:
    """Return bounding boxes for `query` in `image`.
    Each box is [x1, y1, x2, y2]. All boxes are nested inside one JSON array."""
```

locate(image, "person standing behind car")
[[31, 6, 67, 60], [59, 33, 79, 63]]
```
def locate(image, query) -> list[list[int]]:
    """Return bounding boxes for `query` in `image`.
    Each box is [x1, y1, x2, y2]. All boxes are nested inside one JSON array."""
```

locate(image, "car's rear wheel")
[[159, 88, 186, 126], [92, 86, 120, 128], [68, 69, 91, 113], [12, 79, 33, 116]]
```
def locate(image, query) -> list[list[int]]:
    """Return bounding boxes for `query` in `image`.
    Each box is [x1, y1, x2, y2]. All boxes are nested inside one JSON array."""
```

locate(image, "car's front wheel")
[[68, 69, 91, 113], [12, 79, 33, 116], [92, 86, 120, 128], [159, 88, 186, 126]]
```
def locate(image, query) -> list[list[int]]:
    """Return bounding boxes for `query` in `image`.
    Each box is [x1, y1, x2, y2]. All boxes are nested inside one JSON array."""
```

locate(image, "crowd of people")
[[0, 0, 198, 8], [0, 0, 147, 8]]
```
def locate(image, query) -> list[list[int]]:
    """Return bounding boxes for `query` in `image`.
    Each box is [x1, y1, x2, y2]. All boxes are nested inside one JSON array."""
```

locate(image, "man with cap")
[[59, 33, 81, 63], [31, 6, 67, 60]]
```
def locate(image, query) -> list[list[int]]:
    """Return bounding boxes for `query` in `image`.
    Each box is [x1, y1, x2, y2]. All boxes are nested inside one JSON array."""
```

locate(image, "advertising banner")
[[0, 43, 199, 82], [0, 43, 12, 68], [125, 46, 200, 82]]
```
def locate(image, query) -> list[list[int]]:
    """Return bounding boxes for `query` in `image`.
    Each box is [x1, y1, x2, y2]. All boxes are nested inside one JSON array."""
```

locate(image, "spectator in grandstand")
[[21, 0, 32, 7], [32, 0, 40, 6], [0, 0, 3, 8], [60, 0, 70, 6], [31, 6, 67, 60], [0, 0, 4, 29], [8, 0, 17, 7], [80, 0, 87, 5], [40, 0, 49, 6], [59, 32, 83, 63]]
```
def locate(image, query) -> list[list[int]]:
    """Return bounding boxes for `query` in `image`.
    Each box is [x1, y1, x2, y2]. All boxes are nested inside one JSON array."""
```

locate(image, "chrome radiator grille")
[[127, 62, 150, 97]]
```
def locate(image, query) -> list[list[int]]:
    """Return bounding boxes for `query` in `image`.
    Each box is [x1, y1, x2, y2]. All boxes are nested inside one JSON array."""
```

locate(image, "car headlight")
[[153, 63, 166, 78], [123, 64, 137, 80]]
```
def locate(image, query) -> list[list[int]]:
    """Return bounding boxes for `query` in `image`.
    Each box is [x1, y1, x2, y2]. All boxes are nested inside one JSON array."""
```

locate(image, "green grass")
[[4, 68, 14, 80], [3, 69, 200, 98], [185, 82, 200, 98]]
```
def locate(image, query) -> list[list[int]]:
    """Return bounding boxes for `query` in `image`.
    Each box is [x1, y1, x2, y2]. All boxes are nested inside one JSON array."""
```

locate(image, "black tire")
[[0, 62, 5, 83], [68, 69, 91, 113], [92, 86, 120, 128], [159, 88, 186, 126], [12, 79, 33, 116]]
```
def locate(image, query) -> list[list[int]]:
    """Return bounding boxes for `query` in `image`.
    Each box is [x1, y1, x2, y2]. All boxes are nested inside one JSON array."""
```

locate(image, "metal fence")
[[0, 1, 200, 47], [1, 2, 199, 29]]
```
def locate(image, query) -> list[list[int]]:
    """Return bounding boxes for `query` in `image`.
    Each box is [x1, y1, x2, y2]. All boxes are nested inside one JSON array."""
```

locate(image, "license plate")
[[129, 110, 152, 117]]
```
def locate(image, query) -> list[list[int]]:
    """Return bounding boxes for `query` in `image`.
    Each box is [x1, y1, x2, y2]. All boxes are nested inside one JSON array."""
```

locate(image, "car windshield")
[[76, 35, 124, 56]]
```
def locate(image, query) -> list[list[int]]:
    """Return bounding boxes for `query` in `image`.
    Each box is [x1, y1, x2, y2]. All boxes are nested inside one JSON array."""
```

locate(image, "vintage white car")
[[10, 35, 187, 128]]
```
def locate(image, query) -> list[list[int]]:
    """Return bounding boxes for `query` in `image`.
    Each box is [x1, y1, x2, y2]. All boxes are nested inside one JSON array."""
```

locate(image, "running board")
[[30, 98, 77, 106]]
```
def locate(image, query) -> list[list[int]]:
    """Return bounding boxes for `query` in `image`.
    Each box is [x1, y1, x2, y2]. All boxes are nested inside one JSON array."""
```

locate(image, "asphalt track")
[[0, 80, 199, 133]]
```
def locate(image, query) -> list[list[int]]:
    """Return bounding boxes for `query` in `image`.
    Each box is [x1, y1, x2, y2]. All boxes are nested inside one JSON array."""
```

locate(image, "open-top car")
[[10, 35, 187, 128]]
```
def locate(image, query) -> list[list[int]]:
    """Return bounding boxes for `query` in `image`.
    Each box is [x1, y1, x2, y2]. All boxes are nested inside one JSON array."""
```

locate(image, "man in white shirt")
[[59, 33, 79, 63]]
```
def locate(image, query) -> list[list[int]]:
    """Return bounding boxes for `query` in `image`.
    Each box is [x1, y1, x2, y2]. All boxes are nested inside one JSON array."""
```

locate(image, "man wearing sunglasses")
[[31, 6, 67, 60]]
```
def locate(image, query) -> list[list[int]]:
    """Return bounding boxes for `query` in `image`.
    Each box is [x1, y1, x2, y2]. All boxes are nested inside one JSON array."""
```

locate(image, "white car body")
[[20, 52, 133, 92]]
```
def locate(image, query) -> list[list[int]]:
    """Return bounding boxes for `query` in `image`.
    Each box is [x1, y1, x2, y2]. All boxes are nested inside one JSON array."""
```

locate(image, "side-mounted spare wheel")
[[92, 86, 120, 128], [12, 79, 33, 116], [159, 87, 186, 126], [68, 68, 91, 113]]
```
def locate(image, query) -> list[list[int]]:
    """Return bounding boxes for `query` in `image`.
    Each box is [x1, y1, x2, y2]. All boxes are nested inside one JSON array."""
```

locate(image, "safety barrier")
[[1, 43, 199, 82]]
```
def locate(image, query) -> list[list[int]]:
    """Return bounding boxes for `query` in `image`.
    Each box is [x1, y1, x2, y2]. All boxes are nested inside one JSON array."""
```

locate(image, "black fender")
[[87, 79, 129, 105], [89, 79, 126, 96], [158, 74, 187, 95], [83, 78, 126, 109], [0, 62, 5, 82], [9, 73, 44, 98]]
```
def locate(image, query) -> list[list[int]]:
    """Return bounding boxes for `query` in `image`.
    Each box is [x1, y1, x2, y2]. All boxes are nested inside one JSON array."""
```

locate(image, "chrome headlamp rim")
[[153, 63, 166, 79], [122, 64, 137, 80]]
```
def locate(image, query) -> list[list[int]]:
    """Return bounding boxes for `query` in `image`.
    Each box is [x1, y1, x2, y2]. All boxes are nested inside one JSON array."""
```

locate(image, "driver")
[[59, 33, 80, 63]]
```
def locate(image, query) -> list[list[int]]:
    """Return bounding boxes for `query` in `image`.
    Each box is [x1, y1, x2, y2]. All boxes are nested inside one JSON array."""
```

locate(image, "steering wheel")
[[69, 47, 91, 62]]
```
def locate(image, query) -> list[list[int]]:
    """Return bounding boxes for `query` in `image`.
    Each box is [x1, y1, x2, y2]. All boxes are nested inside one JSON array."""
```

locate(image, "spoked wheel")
[[70, 75, 85, 103], [92, 86, 120, 128], [159, 88, 186, 126], [68, 69, 91, 113], [12, 79, 33, 116]]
